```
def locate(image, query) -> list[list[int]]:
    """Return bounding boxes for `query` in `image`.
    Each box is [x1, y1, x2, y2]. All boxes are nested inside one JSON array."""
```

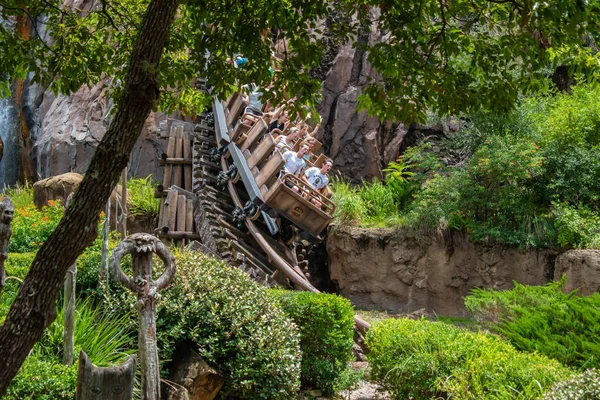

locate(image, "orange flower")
[[47, 200, 56, 206]]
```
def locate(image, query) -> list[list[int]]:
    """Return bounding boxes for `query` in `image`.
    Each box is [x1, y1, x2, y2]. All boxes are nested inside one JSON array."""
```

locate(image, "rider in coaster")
[[281, 143, 310, 192], [268, 110, 289, 133], [300, 137, 317, 161], [303, 158, 333, 207], [274, 127, 301, 150]]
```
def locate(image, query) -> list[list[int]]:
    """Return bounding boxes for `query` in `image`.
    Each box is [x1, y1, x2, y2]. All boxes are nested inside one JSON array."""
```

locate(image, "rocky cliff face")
[[24, 6, 452, 182], [31, 80, 166, 180], [327, 227, 600, 317], [313, 11, 462, 182], [315, 9, 389, 181]]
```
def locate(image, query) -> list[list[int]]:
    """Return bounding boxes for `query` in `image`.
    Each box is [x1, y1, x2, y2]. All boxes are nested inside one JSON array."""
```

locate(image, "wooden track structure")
[[156, 97, 369, 333], [157, 123, 198, 246]]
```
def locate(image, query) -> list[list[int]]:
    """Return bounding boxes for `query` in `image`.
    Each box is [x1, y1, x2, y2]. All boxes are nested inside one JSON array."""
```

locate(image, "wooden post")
[[183, 132, 192, 191], [109, 234, 175, 400], [173, 128, 183, 187], [63, 194, 76, 366], [163, 132, 176, 189], [0, 196, 14, 297], [76, 351, 136, 400], [100, 196, 111, 281], [121, 167, 128, 237], [166, 190, 178, 233]]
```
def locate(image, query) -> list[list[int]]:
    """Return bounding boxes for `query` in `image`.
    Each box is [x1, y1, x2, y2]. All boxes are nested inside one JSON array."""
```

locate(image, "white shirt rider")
[[303, 160, 333, 191], [304, 167, 329, 190], [281, 144, 310, 175]]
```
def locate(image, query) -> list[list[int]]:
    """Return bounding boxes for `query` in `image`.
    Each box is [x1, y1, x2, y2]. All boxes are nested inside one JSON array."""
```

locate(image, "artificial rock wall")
[[327, 227, 600, 317]]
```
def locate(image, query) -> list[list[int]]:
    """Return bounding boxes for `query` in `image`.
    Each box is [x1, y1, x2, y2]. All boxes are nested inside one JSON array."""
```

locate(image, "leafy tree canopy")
[[1, 0, 599, 122]]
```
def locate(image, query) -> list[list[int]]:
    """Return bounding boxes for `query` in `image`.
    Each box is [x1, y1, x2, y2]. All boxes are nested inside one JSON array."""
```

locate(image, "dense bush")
[[8, 202, 64, 253], [271, 290, 355, 394], [0, 252, 35, 322], [331, 180, 406, 227], [5, 356, 78, 400], [333, 84, 600, 248], [543, 369, 600, 400], [157, 251, 301, 399], [465, 280, 600, 369], [367, 318, 571, 400]]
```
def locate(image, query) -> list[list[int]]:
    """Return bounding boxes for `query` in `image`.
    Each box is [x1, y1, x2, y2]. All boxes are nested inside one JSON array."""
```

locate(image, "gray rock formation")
[[327, 227, 557, 317], [316, 9, 385, 181], [31, 80, 166, 180]]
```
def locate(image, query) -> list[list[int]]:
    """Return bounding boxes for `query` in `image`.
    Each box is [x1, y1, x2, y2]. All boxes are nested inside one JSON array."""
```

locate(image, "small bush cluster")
[[2, 184, 34, 210], [157, 251, 301, 399], [271, 289, 355, 394], [543, 369, 600, 399], [8, 201, 64, 253], [465, 279, 600, 369], [331, 180, 406, 227], [127, 175, 159, 222], [0, 252, 36, 322], [367, 318, 571, 400], [5, 356, 78, 400]]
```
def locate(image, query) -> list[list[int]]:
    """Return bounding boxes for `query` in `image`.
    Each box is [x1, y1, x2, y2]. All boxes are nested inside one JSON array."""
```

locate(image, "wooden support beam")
[[159, 158, 192, 166], [173, 127, 183, 187], [158, 231, 201, 240], [183, 133, 192, 191], [166, 190, 178, 232], [185, 198, 194, 232], [162, 135, 176, 189], [176, 195, 186, 232]]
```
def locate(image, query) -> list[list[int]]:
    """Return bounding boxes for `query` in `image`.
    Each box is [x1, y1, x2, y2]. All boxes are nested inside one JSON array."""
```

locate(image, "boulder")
[[554, 250, 600, 295], [163, 346, 223, 400], [33, 172, 83, 209]]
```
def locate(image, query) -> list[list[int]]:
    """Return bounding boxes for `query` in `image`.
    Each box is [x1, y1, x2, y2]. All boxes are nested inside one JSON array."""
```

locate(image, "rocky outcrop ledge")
[[327, 227, 600, 317]]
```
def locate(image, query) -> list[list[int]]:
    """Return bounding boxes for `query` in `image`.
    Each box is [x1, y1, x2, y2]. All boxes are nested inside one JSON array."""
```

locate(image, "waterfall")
[[0, 12, 20, 189], [0, 98, 19, 188]]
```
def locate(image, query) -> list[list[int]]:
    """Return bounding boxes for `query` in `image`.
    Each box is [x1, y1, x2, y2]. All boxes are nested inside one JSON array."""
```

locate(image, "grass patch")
[[127, 175, 159, 221]]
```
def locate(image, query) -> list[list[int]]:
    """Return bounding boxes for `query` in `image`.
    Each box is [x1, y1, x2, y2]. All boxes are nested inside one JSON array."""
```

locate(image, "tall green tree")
[[0, 0, 599, 393]]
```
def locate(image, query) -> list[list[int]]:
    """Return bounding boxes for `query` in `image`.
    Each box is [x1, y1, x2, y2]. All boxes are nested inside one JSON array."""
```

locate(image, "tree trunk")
[[12, 13, 34, 184], [0, 0, 180, 393]]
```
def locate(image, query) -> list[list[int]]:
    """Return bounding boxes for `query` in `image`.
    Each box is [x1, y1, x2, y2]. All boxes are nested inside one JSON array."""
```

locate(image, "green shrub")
[[366, 318, 571, 400], [331, 180, 366, 226], [5, 356, 78, 400], [1, 183, 34, 210], [0, 252, 36, 322], [157, 251, 301, 399], [465, 280, 600, 369], [3, 251, 36, 279], [441, 339, 571, 400], [552, 202, 600, 248], [271, 290, 355, 394], [127, 175, 159, 221], [8, 202, 64, 253], [35, 298, 135, 366], [543, 369, 600, 400]]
